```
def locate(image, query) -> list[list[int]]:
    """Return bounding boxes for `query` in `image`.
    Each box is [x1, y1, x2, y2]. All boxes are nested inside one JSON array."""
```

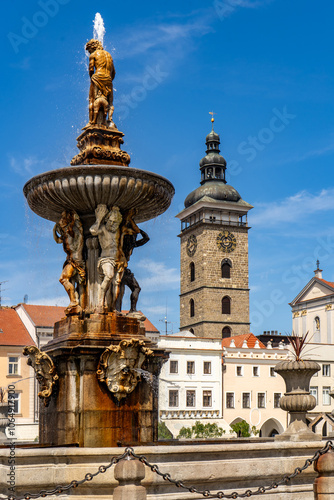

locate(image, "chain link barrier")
[[5, 440, 334, 500]]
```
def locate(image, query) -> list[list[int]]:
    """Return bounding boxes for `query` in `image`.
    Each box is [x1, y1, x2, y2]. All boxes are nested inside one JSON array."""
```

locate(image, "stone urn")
[[0, 402, 9, 442], [274, 359, 321, 441]]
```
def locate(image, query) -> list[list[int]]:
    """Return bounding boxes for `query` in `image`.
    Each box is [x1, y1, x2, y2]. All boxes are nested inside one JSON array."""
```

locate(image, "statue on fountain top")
[[84, 39, 115, 129]]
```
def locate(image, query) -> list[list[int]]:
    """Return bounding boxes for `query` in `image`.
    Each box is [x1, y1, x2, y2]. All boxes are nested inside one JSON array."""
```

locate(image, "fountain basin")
[[23, 165, 175, 224]]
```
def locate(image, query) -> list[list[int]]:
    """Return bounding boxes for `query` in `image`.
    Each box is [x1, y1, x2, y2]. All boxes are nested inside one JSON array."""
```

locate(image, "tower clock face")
[[217, 230, 237, 253], [186, 235, 197, 257]]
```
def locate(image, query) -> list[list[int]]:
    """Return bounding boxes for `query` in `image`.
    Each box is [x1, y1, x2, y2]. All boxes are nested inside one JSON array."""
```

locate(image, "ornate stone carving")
[[326, 304, 332, 311], [23, 346, 58, 407], [97, 339, 153, 400], [301, 309, 307, 316], [90, 204, 126, 312], [117, 209, 149, 315], [53, 210, 86, 315], [70, 127, 131, 166], [293, 311, 300, 318]]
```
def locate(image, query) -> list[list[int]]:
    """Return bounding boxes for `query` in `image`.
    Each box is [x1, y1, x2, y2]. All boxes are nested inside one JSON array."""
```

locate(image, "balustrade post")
[[314, 449, 334, 499], [113, 458, 146, 500]]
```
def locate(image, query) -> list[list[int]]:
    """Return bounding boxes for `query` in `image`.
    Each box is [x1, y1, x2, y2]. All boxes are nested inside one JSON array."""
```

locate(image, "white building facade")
[[158, 332, 225, 437]]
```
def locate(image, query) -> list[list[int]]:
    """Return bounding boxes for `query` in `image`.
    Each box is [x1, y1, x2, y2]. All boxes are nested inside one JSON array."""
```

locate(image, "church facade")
[[176, 122, 252, 338]]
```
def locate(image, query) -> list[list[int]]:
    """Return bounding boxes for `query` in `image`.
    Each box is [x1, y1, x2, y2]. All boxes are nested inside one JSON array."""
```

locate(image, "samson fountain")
[[22, 32, 174, 447]]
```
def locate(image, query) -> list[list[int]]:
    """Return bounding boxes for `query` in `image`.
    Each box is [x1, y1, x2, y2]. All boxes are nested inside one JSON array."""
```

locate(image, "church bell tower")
[[176, 117, 253, 338]]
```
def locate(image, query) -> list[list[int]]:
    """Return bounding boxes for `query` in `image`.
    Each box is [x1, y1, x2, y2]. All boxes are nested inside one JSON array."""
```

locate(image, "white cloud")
[[136, 258, 179, 291], [252, 188, 334, 226]]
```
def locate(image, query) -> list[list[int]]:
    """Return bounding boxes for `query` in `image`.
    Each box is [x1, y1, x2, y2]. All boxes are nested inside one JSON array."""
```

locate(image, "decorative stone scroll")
[[97, 339, 153, 401], [23, 346, 58, 407]]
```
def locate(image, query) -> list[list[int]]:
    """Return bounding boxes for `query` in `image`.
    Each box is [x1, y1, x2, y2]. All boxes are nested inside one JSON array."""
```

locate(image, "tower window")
[[190, 299, 195, 317], [221, 259, 232, 279], [190, 262, 195, 282], [215, 168, 221, 179], [222, 296, 231, 315], [222, 326, 231, 338]]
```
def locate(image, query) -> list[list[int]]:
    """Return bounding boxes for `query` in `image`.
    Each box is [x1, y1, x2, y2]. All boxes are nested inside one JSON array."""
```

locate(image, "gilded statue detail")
[[97, 339, 153, 401], [53, 210, 86, 315], [23, 346, 58, 407], [85, 39, 115, 129]]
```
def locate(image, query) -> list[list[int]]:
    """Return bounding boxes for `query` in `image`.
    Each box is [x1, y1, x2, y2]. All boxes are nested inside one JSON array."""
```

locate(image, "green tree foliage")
[[230, 420, 260, 437], [158, 421, 173, 440], [177, 421, 225, 439]]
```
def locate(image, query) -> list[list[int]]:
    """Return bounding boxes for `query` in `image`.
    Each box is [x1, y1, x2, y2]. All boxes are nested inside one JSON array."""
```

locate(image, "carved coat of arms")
[[97, 339, 153, 400]]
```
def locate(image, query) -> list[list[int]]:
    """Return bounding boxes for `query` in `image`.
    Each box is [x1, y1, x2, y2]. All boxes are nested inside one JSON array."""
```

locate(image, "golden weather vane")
[[209, 111, 216, 130]]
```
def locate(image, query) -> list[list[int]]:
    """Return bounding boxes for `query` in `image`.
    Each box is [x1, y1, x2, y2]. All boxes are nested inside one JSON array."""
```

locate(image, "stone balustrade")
[[1, 440, 331, 499], [159, 409, 220, 419]]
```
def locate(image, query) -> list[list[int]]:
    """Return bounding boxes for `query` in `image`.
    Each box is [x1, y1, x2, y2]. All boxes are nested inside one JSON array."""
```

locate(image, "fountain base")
[[40, 313, 168, 447]]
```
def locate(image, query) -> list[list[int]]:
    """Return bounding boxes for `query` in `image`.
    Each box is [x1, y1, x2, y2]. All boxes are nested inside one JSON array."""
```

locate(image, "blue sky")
[[2, 0, 334, 335]]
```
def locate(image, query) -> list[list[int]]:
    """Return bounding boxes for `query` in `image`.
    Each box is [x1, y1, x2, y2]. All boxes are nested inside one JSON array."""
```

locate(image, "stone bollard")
[[113, 458, 146, 500], [314, 449, 334, 499]]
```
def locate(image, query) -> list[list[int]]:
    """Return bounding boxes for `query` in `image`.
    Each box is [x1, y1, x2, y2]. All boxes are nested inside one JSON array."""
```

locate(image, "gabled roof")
[[0, 308, 35, 346], [18, 304, 66, 327], [290, 277, 334, 306], [222, 333, 265, 349]]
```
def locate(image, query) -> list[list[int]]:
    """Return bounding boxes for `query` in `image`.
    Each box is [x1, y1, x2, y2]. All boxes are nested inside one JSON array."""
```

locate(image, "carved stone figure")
[[53, 210, 86, 315], [23, 346, 58, 407], [90, 204, 126, 312], [84, 39, 115, 128], [116, 209, 150, 315], [97, 339, 153, 400]]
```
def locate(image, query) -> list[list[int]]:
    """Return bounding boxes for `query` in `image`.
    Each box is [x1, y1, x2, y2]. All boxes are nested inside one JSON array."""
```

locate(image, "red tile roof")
[[0, 308, 34, 346], [222, 333, 265, 349], [19, 304, 66, 327], [319, 278, 334, 289]]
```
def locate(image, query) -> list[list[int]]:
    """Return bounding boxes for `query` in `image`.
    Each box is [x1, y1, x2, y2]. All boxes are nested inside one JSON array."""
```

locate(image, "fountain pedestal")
[[39, 313, 168, 447]]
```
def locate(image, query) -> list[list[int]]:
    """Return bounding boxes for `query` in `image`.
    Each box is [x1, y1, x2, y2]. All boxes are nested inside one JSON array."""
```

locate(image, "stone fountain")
[[23, 33, 174, 447]]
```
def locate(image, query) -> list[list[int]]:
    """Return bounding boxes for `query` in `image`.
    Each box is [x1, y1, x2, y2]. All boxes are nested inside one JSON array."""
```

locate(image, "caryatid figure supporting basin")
[[23, 34, 173, 447]]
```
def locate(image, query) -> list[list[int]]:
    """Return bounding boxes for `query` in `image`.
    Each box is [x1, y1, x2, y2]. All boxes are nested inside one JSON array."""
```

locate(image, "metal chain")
[[5, 440, 334, 500], [128, 440, 334, 499]]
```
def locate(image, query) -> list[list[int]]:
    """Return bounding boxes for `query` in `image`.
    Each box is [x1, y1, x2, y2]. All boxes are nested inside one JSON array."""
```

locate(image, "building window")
[[8, 356, 19, 375], [203, 390, 212, 407], [186, 390, 196, 407], [257, 393, 266, 408], [315, 316, 320, 330], [222, 296, 231, 315], [222, 326, 231, 338], [310, 386, 318, 405], [236, 366, 243, 377], [323, 387, 331, 406], [270, 367, 276, 377], [189, 328, 194, 334], [190, 262, 195, 282], [242, 392, 250, 408], [226, 392, 234, 408], [169, 390, 179, 407], [8, 392, 20, 414], [221, 259, 232, 279], [203, 361, 211, 374], [274, 393, 281, 408], [190, 299, 195, 317], [253, 366, 259, 377], [170, 360, 178, 374], [323, 364, 331, 377], [187, 361, 195, 374]]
